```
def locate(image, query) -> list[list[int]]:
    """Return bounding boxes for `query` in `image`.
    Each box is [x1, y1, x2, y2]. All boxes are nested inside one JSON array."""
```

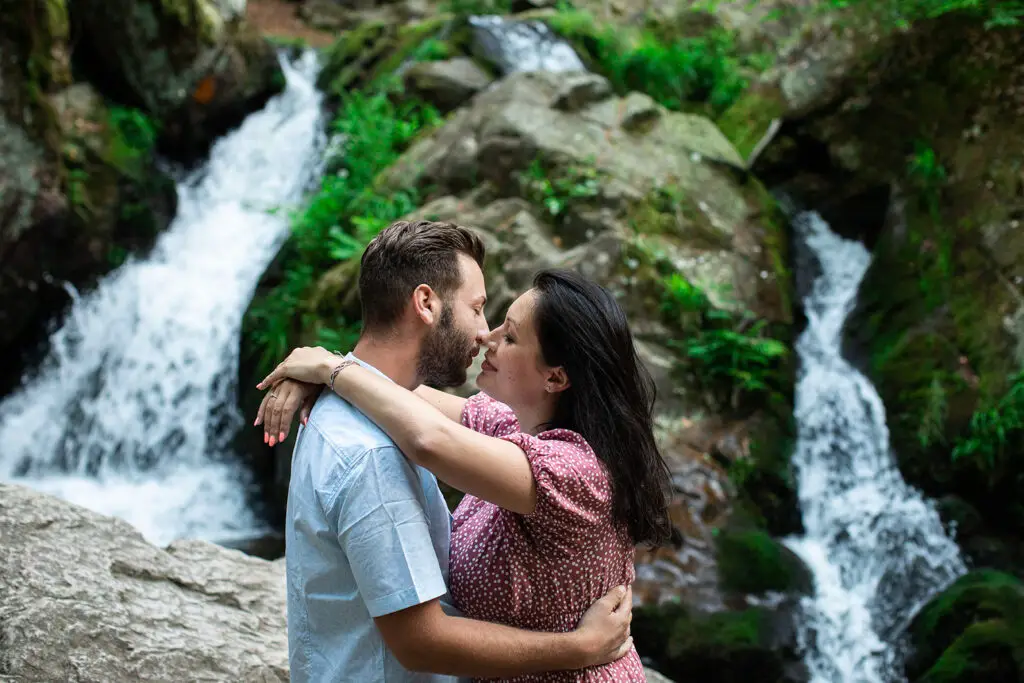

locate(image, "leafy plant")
[[824, 0, 1022, 27], [107, 106, 159, 177], [660, 272, 788, 413], [245, 85, 441, 375], [546, 9, 754, 116], [521, 160, 602, 223], [952, 372, 1024, 476]]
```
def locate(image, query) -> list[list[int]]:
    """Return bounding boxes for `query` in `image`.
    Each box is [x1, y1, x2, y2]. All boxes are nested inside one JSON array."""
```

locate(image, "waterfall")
[[468, 15, 586, 74], [784, 212, 967, 682], [0, 51, 326, 548]]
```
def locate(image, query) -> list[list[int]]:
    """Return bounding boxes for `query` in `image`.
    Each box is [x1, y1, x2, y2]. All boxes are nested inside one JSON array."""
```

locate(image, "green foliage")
[[546, 9, 751, 116], [65, 167, 93, 220], [952, 373, 1024, 475], [416, 37, 453, 62], [660, 272, 789, 413], [441, 0, 511, 15], [521, 160, 602, 224], [827, 0, 1023, 27], [107, 106, 159, 177], [245, 84, 441, 374], [905, 142, 954, 310]]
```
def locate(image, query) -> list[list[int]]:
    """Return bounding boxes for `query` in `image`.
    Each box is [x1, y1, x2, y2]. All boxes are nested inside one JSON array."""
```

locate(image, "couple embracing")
[[255, 219, 673, 682]]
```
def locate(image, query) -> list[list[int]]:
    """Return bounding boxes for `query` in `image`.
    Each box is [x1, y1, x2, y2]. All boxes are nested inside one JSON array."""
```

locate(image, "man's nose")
[[476, 328, 495, 348]]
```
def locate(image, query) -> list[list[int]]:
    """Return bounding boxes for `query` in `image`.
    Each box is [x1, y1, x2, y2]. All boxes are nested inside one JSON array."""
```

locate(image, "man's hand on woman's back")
[[576, 584, 634, 667]]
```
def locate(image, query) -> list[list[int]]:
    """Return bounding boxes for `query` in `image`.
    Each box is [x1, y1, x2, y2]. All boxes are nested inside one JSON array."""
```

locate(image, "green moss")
[[633, 604, 797, 683], [317, 17, 454, 98], [158, 0, 219, 42], [907, 570, 1024, 682], [716, 89, 786, 163], [715, 528, 812, 596], [749, 179, 793, 322]]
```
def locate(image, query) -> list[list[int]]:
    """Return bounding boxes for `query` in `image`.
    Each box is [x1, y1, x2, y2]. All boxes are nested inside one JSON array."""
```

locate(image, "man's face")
[[416, 254, 488, 387]]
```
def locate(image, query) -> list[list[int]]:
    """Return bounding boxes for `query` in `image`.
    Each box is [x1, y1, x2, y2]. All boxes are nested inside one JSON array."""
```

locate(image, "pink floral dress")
[[450, 393, 645, 682]]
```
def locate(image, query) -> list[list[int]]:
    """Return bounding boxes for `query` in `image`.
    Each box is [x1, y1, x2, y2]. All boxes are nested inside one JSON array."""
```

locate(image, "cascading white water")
[[0, 51, 325, 547], [468, 15, 586, 74], [784, 212, 967, 682]]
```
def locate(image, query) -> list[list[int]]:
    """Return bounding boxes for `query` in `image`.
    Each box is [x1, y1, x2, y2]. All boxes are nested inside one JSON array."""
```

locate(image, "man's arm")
[[331, 444, 631, 677], [376, 590, 633, 677]]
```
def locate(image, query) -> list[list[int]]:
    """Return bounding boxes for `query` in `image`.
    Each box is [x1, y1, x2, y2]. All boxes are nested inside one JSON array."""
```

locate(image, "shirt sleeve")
[[499, 432, 613, 549], [323, 445, 448, 617], [461, 391, 520, 438]]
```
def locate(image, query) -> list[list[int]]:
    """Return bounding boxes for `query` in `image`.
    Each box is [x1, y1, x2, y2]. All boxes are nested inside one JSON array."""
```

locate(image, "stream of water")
[[0, 51, 326, 547], [785, 211, 967, 682]]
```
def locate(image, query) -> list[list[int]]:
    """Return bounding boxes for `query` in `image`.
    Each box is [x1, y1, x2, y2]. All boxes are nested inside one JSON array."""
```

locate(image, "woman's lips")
[[481, 358, 497, 372]]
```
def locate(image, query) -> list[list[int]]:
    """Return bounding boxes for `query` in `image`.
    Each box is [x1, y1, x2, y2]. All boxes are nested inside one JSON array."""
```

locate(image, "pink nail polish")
[[263, 433, 268, 444], [279, 432, 285, 442]]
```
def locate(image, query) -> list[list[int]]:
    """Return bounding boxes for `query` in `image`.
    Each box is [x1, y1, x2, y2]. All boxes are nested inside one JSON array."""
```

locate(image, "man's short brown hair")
[[358, 220, 486, 332]]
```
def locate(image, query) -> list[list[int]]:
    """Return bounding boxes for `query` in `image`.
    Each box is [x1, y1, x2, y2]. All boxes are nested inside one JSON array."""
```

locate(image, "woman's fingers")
[[255, 391, 271, 427], [265, 381, 306, 446]]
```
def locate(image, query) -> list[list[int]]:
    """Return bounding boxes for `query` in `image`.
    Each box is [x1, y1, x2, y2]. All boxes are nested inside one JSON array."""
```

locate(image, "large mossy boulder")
[[379, 68, 791, 329], [68, 0, 285, 160], [905, 570, 1024, 683], [714, 527, 812, 597], [633, 601, 807, 683], [0, 0, 176, 394]]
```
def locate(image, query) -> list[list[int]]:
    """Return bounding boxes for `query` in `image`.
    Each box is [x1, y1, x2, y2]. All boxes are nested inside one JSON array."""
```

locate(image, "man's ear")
[[545, 367, 571, 395], [412, 284, 440, 325]]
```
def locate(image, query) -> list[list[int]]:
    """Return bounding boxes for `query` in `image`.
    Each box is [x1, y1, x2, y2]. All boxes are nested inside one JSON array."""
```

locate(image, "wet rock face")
[[0, 0, 178, 395], [68, 0, 285, 161]]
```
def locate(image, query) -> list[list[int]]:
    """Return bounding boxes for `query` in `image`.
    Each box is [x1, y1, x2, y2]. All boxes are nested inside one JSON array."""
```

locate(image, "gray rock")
[[404, 58, 495, 112], [0, 483, 288, 682], [0, 482, 678, 683], [551, 72, 613, 112], [620, 91, 661, 133]]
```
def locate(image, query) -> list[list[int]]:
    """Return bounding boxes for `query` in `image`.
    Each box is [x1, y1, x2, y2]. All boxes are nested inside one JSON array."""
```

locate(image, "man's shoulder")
[[305, 390, 398, 456]]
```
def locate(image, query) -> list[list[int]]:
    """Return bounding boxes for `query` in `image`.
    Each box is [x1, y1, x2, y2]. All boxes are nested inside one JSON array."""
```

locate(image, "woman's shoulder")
[[513, 428, 608, 482], [462, 391, 520, 437]]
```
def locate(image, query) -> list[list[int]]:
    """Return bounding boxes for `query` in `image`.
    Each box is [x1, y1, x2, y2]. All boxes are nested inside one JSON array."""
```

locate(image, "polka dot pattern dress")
[[451, 393, 645, 682]]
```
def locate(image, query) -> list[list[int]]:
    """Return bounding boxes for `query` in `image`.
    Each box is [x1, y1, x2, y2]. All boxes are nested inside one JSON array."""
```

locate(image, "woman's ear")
[[413, 284, 440, 325], [545, 367, 571, 395]]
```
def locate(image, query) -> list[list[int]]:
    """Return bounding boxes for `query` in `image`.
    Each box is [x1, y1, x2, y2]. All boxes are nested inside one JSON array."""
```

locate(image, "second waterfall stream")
[[785, 211, 966, 682]]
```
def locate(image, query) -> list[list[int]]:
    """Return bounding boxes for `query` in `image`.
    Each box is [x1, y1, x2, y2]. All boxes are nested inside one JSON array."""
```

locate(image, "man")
[[256, 220, 632, 682]]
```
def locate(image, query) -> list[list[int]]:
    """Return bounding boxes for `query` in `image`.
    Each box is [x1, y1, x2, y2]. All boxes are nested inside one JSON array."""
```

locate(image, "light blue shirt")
[[285, 355, 457, 683]]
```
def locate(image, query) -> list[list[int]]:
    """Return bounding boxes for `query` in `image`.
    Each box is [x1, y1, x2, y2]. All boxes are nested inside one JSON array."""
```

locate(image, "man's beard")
[[417, 303, 475, 388]]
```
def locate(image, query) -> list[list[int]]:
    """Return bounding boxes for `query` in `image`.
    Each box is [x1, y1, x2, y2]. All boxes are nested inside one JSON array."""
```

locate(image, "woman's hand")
[[256, 346, 338, 389], [254, 379, 322, 446]]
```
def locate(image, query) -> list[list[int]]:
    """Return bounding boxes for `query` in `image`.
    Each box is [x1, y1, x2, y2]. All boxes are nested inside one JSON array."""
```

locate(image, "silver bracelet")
[[329, 358, 357, 393]]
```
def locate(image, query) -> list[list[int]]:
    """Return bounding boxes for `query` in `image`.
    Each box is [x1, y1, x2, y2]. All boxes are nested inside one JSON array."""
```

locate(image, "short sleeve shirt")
[[285, 355, 457, 683]]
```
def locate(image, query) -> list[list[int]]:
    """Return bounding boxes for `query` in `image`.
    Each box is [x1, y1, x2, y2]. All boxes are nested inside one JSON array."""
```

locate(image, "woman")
[[258, 269, 673, 681]]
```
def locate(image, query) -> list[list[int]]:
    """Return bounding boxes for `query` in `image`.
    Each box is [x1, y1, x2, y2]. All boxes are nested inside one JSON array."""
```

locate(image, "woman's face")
[[476, 289, 562, 410]]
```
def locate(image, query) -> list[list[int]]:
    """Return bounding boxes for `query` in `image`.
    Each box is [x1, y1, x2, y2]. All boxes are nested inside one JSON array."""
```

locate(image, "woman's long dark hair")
[[532, 269, 672, 547]]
